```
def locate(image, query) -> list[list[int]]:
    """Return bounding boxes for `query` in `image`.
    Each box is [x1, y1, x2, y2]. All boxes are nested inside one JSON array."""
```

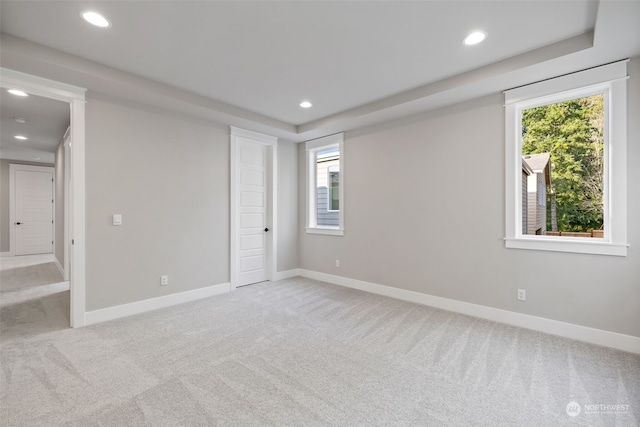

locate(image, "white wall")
[[298, 57, 640, 338]]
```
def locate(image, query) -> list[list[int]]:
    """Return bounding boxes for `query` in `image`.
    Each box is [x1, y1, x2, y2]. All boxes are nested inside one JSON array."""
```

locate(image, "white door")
[[236, 139, 269, 287], [15, 169, 54, 255]]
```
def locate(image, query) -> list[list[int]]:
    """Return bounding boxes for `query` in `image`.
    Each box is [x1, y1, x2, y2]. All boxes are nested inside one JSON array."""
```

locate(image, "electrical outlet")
[[161, 275, 168, 286], [517, 289, 526, 301], [335, 260, 340, 268]]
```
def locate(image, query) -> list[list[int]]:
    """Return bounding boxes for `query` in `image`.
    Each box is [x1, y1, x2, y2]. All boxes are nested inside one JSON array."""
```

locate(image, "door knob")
[[264, 228, 269, 232], [15, 222, 22, 225]]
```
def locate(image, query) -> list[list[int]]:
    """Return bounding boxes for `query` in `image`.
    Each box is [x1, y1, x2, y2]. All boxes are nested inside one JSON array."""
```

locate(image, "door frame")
[[0, 68, 87, 328], [230, 126, 277, 290], [63, 126, 71, 281], [9, 164, 55, 256]]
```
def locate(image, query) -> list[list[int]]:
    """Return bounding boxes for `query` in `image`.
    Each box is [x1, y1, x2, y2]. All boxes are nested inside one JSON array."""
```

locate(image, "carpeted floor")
[[0, 262, 63, 292], [1, 276, 638, 426]]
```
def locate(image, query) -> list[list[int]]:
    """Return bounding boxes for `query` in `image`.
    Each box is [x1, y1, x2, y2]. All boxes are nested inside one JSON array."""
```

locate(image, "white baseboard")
[[298, 269, 640, 354], [273, 269, 300, 281], [84, 282, 231, 326], [54, 257, 64, 277]]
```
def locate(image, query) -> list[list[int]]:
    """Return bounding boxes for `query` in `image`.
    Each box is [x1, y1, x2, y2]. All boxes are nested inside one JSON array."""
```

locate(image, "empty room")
[[0, 1, 638, 425]]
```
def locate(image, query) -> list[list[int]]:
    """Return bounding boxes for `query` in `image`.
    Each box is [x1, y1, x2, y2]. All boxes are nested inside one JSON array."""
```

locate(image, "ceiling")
[[0, 1, 639, 143], [0, 89, 69, 163]]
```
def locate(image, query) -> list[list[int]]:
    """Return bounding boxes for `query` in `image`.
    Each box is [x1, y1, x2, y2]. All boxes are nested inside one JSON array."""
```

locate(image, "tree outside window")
[[521, 94, 604, 237]]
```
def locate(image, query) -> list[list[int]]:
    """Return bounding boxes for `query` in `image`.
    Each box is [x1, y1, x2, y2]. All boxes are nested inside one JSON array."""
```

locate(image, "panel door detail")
[[15, 170, 54, 255], [236, 140, 268, 286]]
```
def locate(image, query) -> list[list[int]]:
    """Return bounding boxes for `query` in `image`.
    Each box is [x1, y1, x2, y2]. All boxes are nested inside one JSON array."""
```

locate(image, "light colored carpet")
[[0, 262, 64, 292], [1, 276, 638, 426]]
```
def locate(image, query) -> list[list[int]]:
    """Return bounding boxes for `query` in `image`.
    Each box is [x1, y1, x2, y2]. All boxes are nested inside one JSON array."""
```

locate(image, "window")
[[306, 133, 344, 235], [328, 166, 340, 211], [505, 61, 628, 256]]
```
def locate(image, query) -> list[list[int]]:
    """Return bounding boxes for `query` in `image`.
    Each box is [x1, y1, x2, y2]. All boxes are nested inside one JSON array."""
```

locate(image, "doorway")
[[0, 67, 86, 327]]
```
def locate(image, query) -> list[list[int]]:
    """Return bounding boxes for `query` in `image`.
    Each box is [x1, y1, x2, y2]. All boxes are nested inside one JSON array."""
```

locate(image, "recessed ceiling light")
[[300, 101, 313, 108], [81, 11, 111, 28], [8, 89, 28, 97], [463, 31, 487, 46], [13, 117, 28, 124], [14, 135, 28, 140]]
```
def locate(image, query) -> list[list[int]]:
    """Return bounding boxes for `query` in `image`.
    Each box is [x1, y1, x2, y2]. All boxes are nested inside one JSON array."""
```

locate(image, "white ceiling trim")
[[0, 66, 86, 102]]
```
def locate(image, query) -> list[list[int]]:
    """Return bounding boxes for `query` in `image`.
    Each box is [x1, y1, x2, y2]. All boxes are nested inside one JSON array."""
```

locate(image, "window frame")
[[306, 133, 344, 236], [504, 60, 628, 256]]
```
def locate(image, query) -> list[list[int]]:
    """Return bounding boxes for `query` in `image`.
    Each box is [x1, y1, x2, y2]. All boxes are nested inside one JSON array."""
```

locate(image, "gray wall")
[[85, 99, 299, 311], [0, 160, 11, 253], [277, 140, 299, 271], [54, 140, 65, 267], [298, 57, 640, 338], [85, 99, 231, 311], [0, 159, 54, 253]]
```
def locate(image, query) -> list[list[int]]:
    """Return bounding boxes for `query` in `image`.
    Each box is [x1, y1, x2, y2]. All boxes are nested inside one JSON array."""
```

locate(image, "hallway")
[[0, 254, 69, 336]]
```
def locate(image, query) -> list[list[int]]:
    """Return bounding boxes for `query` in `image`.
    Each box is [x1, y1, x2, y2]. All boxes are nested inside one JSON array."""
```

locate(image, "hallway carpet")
[[1, 277, 638, 426], [0, 262, 63, 292]]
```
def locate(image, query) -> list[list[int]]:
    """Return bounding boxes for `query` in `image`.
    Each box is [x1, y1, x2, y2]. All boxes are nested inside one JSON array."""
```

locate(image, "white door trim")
[[1, 67, 87, 328], [63, 127, 71, 281], [230, 126, 278, 289], [9, 164, 55, 256]]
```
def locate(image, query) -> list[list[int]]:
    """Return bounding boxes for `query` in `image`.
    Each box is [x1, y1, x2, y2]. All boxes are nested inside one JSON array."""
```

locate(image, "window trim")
[[305, 133, 344, 236], [504, 60, 628, 256]]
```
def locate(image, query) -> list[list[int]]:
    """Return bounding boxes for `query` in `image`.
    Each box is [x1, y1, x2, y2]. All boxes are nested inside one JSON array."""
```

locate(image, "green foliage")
[[522, 95, 604, 232]]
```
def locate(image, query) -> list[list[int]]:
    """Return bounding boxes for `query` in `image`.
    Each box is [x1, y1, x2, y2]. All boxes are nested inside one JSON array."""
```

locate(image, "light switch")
[[112, 214, 122, 226]]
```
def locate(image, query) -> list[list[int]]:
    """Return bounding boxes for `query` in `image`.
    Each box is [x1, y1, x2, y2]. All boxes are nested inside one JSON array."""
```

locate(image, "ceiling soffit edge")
[[296, 31, 594, 135], [0, 34, 295, 133], [0, 31, 596, 143]]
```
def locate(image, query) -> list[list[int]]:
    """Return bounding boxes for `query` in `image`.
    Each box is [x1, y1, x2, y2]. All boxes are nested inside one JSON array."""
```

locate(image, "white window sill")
[[505, 237, 628, 257], [306, 227, 344, 236]]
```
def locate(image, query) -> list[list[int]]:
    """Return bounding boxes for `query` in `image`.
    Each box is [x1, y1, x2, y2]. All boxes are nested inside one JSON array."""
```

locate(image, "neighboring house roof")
[[523, 153, 550, 171], [522, 158, 534, 175], [523, 153, 551, 186]]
